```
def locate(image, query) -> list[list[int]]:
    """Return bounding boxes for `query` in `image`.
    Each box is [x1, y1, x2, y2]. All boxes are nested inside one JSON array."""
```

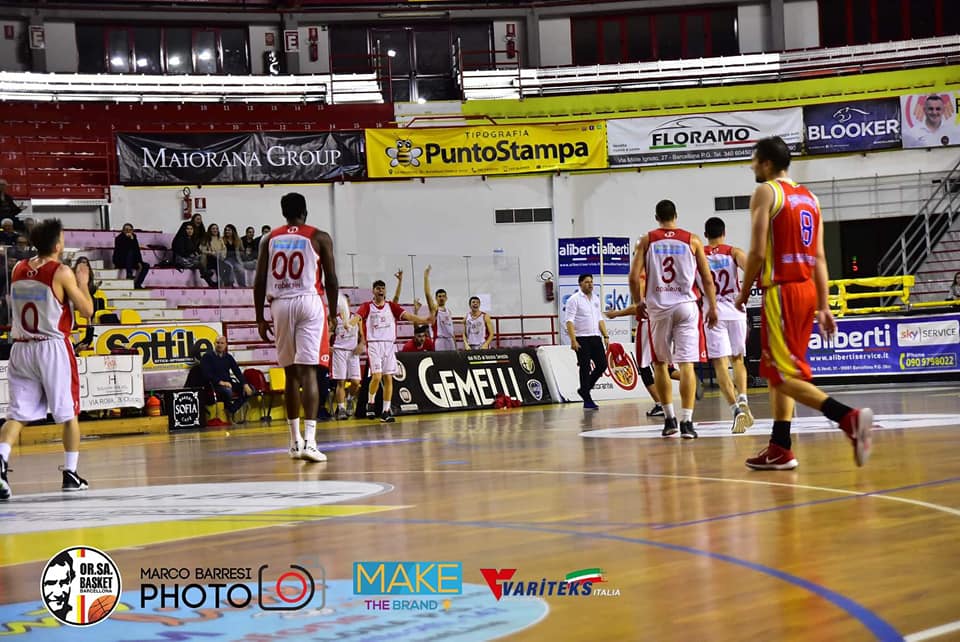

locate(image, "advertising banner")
[[116, 132, 366, 184], [808, 312, 960, 377], [537, 344, 646, 401], [804, 98, 901, 154], [0, 355, 144, 416], [94, 323, 222, 369], [900, 90, 960, 148], [557, 237, 632, 346], [607, 107, 803, 167], [365, 122, 607, 178], [390, 348, 551, 413]]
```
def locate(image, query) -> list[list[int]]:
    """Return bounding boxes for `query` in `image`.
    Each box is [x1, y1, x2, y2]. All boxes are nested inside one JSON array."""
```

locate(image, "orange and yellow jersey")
[[760, 178, 821, 288]]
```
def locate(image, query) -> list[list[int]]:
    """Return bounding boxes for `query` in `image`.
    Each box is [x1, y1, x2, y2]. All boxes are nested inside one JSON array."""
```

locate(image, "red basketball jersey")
[[761, 179, 821, 287]]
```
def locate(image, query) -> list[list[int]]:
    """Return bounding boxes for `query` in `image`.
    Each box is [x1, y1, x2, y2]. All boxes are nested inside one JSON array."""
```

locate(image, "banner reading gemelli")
[[116, 132, 366, 184], [607, 108, 802, 167], [365, 122, 607, 178]]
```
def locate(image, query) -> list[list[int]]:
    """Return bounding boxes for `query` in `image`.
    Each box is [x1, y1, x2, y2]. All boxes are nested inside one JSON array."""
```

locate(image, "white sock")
[[663, 403, 675, 419], [304, 419, 317, 444], [681, 408, 693, 422], [382, 400, 391, 413], [0, 442, 11, 462], [737, 393, 748, 405], [731, 403, 740, 416], [337, 402, 346, 410], [287, 418, 302, 446], [64, 451, 79, 473], [368, 394, 376, 405]]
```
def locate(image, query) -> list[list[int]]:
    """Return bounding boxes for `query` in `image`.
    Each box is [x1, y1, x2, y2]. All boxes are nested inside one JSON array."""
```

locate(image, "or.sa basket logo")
[[41, 546, 122, 626]]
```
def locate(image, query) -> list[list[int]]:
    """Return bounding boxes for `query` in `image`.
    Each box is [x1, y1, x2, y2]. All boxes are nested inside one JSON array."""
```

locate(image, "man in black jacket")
[[200, 336, 254, 424], [112, 223, 150, 289]]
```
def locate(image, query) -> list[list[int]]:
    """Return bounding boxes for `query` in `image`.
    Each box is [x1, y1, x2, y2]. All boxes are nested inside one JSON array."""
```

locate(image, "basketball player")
[[357, 280, 433, 422], [630, 200, 718, 439], [734, 136, 872, 470], [702, 217, 754, 434], [423, 265, 456, 351], [254, 192, 338, 463], [0, 219, 95, 500], [463, 296, 495, 350], [331, 293, 362, 421]]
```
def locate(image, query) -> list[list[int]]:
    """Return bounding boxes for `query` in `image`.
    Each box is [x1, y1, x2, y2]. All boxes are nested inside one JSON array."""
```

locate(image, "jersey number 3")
[[661, 256, 676, 283]]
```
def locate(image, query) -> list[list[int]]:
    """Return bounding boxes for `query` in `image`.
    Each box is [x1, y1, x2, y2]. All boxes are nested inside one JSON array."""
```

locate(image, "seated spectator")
[[72, 256, 102, 353], [401, 325, 435, 352], [199, 223, 232, 287], [222, 224, 245, 287], [172, 221, 215, 286], [240, 226, 258, 270], [0, 178, 22, 222], [112, 223, 150, 289], [22, 217, 35, 237], [253, 224, 271, 254], [200, 336, 254, 423], [0, 219, 17, 245], [951, 271, 960, 305]]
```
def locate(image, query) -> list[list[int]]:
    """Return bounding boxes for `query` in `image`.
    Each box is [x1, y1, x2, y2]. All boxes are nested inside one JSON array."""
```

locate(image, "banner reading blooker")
[[365, 122, 607, 178], [607, 108, 802, 167]]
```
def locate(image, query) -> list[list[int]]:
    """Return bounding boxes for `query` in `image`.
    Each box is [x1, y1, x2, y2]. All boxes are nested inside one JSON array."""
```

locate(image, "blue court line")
[[438, 460, 470, 465], [335, 514, 903, 641], [654, 475, 960, 530]]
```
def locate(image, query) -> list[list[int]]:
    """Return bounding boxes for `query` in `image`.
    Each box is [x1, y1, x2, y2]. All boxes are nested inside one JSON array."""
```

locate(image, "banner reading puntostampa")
[[607, 108, 802, 167], [365, 122, 607, 178]]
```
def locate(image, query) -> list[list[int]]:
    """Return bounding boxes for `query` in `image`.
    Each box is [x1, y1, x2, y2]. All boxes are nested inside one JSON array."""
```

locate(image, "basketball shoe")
[[0, 458, 10, 501], [61, 467, 89, 491], [732, 403, 754, 434], [289, 442, 303, 460], [301, 443, 327, 463], [839, 408, 873, 467], [745, 442, 798, 470], [679, 421, 698, 439], [662, 417, 678, 437], [646, 403, 665, 417]]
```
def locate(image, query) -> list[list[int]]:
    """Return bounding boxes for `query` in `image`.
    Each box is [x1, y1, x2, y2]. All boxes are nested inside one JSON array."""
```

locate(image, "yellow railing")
[[827, 276, 915, 317]]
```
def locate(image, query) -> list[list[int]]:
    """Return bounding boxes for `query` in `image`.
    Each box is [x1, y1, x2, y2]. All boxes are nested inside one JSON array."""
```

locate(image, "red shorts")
[[760, 280, 816, 386]]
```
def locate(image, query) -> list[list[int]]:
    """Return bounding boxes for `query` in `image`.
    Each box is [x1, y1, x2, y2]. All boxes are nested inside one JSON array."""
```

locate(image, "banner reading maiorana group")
[[608, 108, 803, 167], [365, 122, 606, 178]]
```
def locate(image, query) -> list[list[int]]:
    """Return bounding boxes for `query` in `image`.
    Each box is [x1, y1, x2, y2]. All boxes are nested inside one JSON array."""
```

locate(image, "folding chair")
[[243, 368, 273, 423]]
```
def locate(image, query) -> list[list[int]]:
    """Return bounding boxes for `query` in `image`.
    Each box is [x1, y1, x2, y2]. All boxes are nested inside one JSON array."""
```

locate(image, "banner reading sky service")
[[900, 89, 960, 149], [116, 132, 366, 184], [607, 107, 802, 167], [365, 122, 606, 178], [803, 98, 901, 154]]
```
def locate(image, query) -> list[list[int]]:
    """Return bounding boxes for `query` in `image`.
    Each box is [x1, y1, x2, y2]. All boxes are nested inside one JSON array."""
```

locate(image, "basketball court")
[[0, 382, 958, 641]]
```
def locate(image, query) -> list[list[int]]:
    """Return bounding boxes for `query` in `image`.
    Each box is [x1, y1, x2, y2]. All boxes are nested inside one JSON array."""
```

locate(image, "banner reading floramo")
[[365, 122, 606, 178]]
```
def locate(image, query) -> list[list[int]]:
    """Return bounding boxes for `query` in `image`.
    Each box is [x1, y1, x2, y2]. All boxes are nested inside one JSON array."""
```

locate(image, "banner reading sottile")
[[365, 122, 607, 178]]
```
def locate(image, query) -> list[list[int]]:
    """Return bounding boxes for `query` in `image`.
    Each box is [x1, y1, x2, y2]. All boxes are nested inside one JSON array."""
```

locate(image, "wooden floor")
[[1, 383, 959, 641]]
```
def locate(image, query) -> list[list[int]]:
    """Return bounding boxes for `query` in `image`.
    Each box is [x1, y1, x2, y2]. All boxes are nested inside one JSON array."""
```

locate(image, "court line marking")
[[904, 619, 960, 641], [10, 469, 957, 519], [334, 514, 903, 642]]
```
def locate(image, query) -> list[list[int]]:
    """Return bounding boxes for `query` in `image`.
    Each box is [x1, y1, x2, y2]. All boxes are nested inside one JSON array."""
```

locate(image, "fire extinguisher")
[[540, 270, 555, 302], [181, 187, 192, 220], [308, 26, 319, 63]]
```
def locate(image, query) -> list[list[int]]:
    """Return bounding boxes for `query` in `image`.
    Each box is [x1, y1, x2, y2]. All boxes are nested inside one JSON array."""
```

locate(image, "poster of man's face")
[[901, 91, 960, 148], [42, 555, 74, 620]]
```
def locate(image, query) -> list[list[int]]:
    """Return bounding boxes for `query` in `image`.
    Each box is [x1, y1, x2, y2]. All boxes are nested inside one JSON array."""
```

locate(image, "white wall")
[[298, 24, 330, 74], [493, 19, 523, 67], [44, 21, 78, 72], [107, 146, 960, 316], [784, 0, 820, 50], [0, 19, 27, 71], [538, 18, 572, 67], [248, 24, 281, 75], [738, 4, 773, 54]]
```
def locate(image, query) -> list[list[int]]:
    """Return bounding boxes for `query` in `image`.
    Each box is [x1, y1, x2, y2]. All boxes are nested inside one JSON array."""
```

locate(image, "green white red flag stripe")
[[565, 568, 604, 583]]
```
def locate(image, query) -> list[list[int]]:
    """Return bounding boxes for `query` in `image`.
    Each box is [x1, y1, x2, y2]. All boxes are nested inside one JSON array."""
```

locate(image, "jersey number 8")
[[800, 210, 814, 248]]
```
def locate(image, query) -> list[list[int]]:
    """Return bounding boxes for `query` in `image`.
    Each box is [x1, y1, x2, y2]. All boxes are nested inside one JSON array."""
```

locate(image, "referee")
[[565, 273, 608, 410]]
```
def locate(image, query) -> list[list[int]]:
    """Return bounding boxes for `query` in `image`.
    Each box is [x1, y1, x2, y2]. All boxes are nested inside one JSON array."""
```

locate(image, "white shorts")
[[434, 336, 456, 352], [366, 341, 397, 375], [636, 318, 654, 368], [705, 318, 748, 359], [331, 347, 361, 381], [271, 295, 329, 368], [7, 339, 80, 423], [649, 301, 701, 365]]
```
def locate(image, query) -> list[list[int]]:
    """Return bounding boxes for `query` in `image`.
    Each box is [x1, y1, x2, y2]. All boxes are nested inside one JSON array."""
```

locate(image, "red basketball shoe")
[[745, 441, 798, 471], [840, 408, 873, 467]]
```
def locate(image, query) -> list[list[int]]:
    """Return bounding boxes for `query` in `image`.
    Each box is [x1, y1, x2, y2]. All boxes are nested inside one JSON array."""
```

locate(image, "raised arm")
[[391, 269, 403, 304], [423, 265, 437, 313]]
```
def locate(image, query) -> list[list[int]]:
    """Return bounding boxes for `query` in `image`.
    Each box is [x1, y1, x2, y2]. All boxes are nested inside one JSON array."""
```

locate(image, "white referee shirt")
[[565, 289, 603, 337]]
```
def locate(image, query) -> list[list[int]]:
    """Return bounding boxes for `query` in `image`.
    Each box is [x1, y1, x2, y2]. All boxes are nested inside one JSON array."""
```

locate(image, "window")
[[685, 14, 706, 59], [495, 208, 553, 223], [875, 0, 903, 42], [76, 25, 105, 73], [165, 28, 192, 74], [714, 195, 751, 211], [220, 28, 248, 75], [909, 0, 937, 39], [329, 25, 371, 73], [819, 0, 958, 46], [133, 27, 161, 74], [626, 15, 652, 61], [656, 14, 682, 60], [193, 30, 217, 74]]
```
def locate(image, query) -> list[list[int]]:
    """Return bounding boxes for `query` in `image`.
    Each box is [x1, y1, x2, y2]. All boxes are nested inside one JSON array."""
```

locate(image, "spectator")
[[221, 224, 245, 287], [0, 219, 17, 246], [240, 226, 258, 270], [401, 325, 435, 352], [112, 223, 150, 289], [199, 336, 254, 424], [72, 256, 102, 353], [951, 272, 960, 303], [0, 179, 22, 221], [9, 235, 35, 262], [199, 223, 229, 287], [253, 224, 271, 254], [172, 221, 215, 287], [22, 217, 35, 237]]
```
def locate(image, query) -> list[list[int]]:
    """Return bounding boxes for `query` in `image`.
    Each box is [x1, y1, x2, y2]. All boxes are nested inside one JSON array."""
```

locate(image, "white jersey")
[[433, 307, 454, 340], [465, 312, 487, 346], [644, 227, 698, 314], [704, 244, 746, 321], [358, 300, 405, 343], [333, 315, 360, 350], [265, 224, 323, 300], [10, 260, 73, 341]]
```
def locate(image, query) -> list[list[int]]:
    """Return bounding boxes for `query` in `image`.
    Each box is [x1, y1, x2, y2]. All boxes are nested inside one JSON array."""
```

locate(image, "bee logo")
[[386, 139, 423, 167]]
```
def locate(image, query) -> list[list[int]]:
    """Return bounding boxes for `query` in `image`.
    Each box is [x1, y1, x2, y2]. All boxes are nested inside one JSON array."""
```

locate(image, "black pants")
[[119, 253, 150, 288], [214, 381, 247, 414], [576, 335, 606, 399]]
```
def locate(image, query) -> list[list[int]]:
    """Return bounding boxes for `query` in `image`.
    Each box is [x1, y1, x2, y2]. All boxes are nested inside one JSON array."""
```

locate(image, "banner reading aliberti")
[[365, 122, 607, 178]]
